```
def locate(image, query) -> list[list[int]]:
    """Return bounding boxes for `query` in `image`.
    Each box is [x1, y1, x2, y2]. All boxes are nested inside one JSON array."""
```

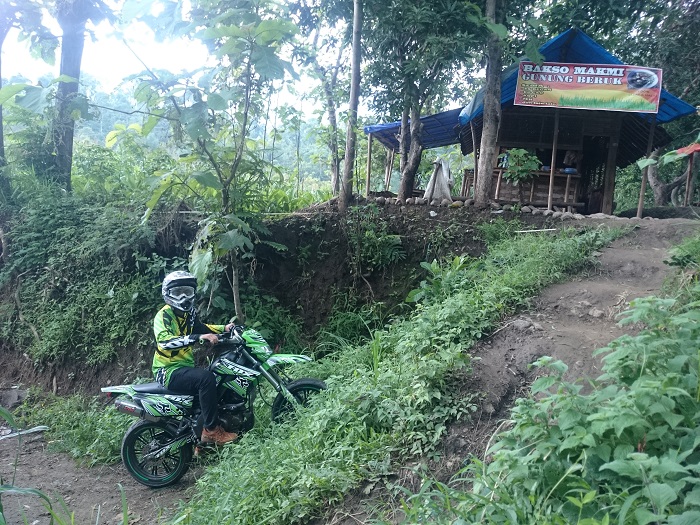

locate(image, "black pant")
[[168, 367, 218, 430]]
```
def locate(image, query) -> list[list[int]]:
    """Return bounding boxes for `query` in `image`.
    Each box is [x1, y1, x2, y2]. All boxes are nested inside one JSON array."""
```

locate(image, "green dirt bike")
[[102, 327, 326, 488]]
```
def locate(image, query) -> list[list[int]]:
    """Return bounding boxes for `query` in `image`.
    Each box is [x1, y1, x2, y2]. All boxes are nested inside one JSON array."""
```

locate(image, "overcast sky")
[[2, 18, 210, 91]]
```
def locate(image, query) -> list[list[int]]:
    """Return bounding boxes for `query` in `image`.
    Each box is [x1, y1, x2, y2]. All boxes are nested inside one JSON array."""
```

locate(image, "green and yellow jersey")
[[152, 305, 225, 387]]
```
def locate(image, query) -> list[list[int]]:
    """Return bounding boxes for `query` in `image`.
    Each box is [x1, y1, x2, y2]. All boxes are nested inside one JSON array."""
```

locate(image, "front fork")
[[240, 348, 297, 405]]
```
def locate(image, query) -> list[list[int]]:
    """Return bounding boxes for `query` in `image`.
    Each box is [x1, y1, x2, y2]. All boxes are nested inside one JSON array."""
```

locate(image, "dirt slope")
[[1, 217, 699, 525]]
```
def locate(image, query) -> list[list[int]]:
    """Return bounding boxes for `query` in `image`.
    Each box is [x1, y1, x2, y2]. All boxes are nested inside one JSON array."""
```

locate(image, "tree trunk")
[[339, 0, 362, 213], [325, 78, 341, 195], [53, 5, 88, 192], [398, 104, 409, 175], [0, 21, 12, 198], [647, 150, 687, 205], [398, 103, 423, 201], [474, 0, 504, 208], [313, 43, 343, 196], [231, 257, 245, 323], [0, 20, 9, 167]]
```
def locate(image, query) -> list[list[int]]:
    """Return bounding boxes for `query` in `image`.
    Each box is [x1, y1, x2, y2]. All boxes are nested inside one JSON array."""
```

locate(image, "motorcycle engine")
[[219, 405, 254, 434]]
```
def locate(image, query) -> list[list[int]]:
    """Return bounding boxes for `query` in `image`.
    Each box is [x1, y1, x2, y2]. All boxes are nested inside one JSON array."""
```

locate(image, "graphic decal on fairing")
[[215, 358, 260, 377], [141, 395, 186, 417], [267, 354, 312, 366]]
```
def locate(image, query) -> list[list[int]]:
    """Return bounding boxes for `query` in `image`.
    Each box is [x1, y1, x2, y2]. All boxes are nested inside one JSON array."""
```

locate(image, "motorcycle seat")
[[133, 382, 174, 394]]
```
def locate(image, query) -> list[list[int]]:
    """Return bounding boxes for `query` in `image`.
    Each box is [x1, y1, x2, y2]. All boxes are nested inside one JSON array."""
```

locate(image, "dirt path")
[[2, 218, 699, 525]]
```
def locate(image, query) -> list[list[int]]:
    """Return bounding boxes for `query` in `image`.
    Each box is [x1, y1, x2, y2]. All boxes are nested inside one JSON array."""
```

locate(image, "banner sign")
[[514, 61, 662, 113]]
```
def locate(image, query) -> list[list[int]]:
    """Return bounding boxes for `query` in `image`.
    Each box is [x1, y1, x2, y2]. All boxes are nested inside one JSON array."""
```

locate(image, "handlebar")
[[199, 325, 246, 345]]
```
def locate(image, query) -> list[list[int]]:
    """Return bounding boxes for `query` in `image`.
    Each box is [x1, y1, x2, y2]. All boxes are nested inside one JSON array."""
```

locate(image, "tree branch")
[[88, 103, 178, 121]]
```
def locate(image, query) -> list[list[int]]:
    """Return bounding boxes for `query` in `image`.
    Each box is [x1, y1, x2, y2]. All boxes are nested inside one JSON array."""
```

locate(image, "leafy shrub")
[[315, 290, 389, 353], [0, 184, 177, 365], [239, 286, 305, 354], [397, 234, 700, 525], [500, 148, 542, 203], [406, 256, 474, 304], [346, 205, 406, 276], [475, 217, 524, 245]]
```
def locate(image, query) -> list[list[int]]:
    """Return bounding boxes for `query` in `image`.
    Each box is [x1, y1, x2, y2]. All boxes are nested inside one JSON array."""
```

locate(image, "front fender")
[[265, 354, 312, 368]]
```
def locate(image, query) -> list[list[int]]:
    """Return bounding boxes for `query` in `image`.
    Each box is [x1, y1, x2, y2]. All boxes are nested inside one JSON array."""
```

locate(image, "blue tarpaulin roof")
[[364, 28, 696, 152], [364, 108, 463, 152]]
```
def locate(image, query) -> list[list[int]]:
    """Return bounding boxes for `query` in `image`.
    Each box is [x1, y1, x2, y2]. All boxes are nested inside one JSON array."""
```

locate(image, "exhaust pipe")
[[114, 399, 160, 422]]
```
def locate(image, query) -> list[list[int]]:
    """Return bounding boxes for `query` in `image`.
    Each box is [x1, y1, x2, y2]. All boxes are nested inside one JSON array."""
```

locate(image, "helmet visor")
[[168, 285, 196, 301]]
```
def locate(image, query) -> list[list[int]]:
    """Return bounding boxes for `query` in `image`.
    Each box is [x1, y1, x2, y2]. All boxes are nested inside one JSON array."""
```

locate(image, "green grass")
[[174, 226, 623, 524], [17, 391, 131, 466]]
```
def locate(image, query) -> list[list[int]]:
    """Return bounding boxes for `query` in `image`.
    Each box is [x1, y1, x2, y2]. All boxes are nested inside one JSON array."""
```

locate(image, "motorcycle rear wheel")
[[121, 420, 192, 488], [271, 378, 327, 423]]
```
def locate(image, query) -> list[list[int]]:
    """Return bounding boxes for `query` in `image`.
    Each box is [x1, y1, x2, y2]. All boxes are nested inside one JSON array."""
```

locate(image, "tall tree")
[[51, 0, 109, 191], [290, 0, 352, 197], [310, 33, 346, 196], [474, 1, 506, 207], [363, 0, 485, 202], [339, 0, 362, 212], [0, 0, 54, 184], [135, 0, 298, 321]]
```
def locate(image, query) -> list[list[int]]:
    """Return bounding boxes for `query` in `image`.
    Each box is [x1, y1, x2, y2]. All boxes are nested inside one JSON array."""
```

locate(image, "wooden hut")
[[364, 29, 696, 214]]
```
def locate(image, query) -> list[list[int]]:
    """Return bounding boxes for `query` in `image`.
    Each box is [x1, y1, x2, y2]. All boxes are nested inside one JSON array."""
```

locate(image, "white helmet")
[[162, 271, 198, 311]]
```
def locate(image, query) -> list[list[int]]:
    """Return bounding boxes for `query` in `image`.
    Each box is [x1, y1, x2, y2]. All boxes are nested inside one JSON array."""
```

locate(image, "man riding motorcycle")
[[152, 270, 237, 445]]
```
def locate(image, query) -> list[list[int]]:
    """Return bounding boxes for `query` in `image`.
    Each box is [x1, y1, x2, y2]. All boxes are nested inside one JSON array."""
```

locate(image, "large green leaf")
[[669, 511, 700, 525], [637, 158, 658, 169], [600, 459, 644, 479], [485, 22, 509, 40], [0, 407, 15, 428], [250, 46, 293, 80], [192, 171, 223, 190], [217, 230, 253, 252], [50, 74, 78, 85], [142, 111, 164, 136], [254, 19, 297, 45], [180, 102, 210, 141], [14, 85, 51, 114], [0, 84, 29, 106], [190, 248, 213, 282], [206, 93, 227, 111], [525, 40, 546, 65], [646, 483, 678, 511]]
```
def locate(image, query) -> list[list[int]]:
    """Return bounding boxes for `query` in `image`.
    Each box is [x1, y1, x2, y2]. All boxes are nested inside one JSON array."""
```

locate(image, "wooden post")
[[470, 120, 479, 185], [547, 109, 560, 211], [636, 115, 656, 218], [384, 149, 395, 191], [494, 169, 503, 200], [460, 169, 469, 197], [365, 133, 372, 197], [602, 118, 621, 215], [684, 153, 694, 206]]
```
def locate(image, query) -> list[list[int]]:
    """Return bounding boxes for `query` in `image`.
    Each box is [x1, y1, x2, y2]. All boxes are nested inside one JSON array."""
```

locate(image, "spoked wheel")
[[271, 378, 327, 423], [121, 420, 192, 488]]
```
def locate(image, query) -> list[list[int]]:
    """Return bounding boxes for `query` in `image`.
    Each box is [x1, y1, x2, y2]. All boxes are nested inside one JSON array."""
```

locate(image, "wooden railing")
[[462, 169, 582, 208]]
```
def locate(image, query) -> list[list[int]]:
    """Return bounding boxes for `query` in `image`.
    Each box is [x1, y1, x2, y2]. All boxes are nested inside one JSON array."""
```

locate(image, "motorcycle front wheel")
[[121, 420, 192, 488], [271, 378, 327, 423]]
